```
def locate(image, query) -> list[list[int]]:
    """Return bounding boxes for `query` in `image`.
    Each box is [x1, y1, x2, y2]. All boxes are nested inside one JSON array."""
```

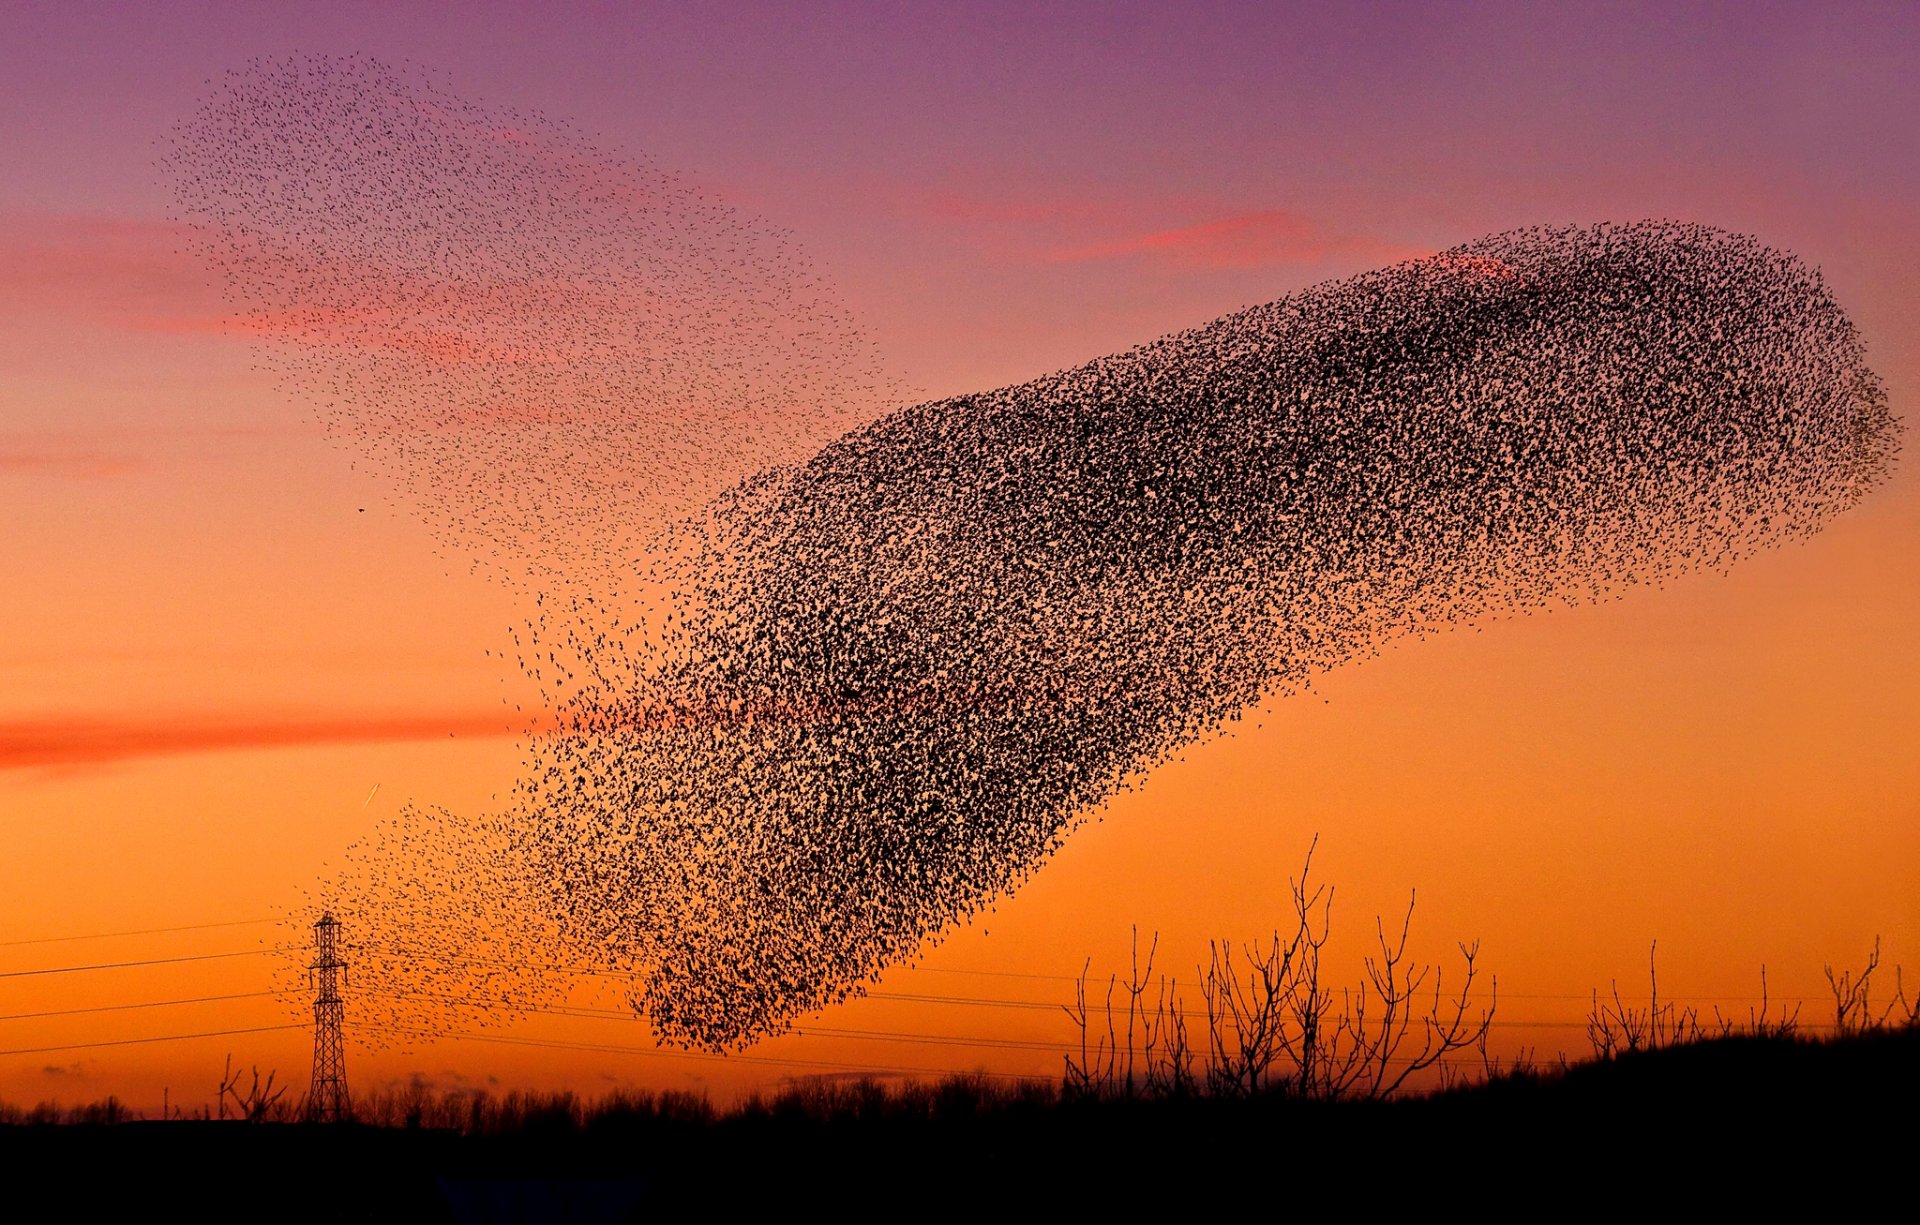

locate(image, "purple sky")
[[5, 1, 1914, 393]]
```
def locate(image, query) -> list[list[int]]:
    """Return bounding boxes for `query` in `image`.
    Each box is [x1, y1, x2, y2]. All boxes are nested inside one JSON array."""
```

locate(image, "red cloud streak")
[[0, 451, 142, 480], [0, 711, 536, 772], [1048, 209, 1421, 270]]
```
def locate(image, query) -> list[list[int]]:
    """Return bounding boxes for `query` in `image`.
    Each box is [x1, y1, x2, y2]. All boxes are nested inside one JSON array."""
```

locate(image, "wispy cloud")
[[0, 450, 142, 480], [884, 185, 1417, 272], [1045, 209, 1421, 270], [0, 213, 212, 327], [0, 213, 566, 362], [912, 188, 1130, 230], [0, 423, 312, 483]]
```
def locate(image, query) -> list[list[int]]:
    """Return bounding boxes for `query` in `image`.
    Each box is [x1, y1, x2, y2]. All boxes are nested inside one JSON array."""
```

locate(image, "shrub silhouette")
[[1063, 837, 1494, 1101]]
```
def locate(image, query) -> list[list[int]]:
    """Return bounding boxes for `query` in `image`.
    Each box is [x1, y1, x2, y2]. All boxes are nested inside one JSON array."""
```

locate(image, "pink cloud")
[[0, 451, 142, 480], [1046, 209, 1422, 270], [880, 184, 1419, 272], [0, 213, 213, 325], [912, 188, 1130, 230], [0, 212, 607, 363], [0, 422, 315, 484]]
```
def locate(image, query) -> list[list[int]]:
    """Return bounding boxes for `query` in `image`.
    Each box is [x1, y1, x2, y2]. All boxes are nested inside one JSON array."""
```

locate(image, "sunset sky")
[[2, 0, 1915, 1111]]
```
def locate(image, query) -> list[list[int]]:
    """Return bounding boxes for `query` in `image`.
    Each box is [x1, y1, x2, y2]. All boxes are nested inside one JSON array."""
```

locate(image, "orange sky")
[[2, 2, 1915, 1113]]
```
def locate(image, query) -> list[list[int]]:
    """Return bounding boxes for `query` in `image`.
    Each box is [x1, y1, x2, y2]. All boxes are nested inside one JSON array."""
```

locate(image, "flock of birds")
[[164, 54, 907, 587], [171, 57, 1896, 1050]]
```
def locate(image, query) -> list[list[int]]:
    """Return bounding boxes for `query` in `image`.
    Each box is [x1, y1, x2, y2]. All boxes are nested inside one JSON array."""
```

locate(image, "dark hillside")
[[4, 1028, 1911, 1220]]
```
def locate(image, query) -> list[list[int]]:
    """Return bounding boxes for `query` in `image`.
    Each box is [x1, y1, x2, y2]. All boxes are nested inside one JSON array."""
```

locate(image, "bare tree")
[[1149, 970, 1196, 1099], [1585, 942, 1700, 1058], [1826, 937, 1886, 1036], [218, 1054, 291, 1124], [1319, 899, 1495, 1100], [1710, 965, 1800, 1040], [1063, 835, 1495, 1102], [1065, 926, 1186, 1100], [1062, 958, 1113, 1100], [1887, 966, 1918, 1031], [1199, 930, 1292, 1097], [1119, 927, 1159, 1099]]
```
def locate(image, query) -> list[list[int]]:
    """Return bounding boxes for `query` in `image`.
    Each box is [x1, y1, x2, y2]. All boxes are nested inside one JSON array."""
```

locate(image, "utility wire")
[[362, 1022, 1048, 1083], [357, 987, 1598, 1054], [0, 950, 274, 979], [345, 940, 1842, 1004], [0, 919, 280, 948], [0, 1024, 304, 1058], [365, 1016, 1511, 1072], [362, 988, 1073, 1052], [0, 991, 286, 1023], [0, 985, 1862, 1070]]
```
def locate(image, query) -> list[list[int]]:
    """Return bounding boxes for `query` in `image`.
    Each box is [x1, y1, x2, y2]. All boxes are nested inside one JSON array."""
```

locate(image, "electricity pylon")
[[305, 911, 351, 1123]]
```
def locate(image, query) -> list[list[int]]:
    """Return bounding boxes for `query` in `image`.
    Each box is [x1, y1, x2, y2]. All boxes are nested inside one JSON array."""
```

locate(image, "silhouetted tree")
[[1065, 836, 1495, 1101]]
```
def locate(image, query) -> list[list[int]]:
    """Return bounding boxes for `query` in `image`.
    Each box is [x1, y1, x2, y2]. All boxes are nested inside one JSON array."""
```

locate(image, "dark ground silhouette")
[[4, 1027, 1913, 1220]]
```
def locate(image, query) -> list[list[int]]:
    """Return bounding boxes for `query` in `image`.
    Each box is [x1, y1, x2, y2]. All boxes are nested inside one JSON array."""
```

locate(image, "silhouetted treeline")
[[4, 1026, 1915, 1220]]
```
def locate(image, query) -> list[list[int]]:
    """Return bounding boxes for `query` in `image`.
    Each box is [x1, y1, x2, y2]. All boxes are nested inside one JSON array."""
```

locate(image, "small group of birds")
[[172, 57, 1896, 1052]]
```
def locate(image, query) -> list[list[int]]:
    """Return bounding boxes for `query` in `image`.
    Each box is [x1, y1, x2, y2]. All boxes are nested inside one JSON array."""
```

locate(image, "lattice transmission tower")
[[305, 911, 351, 1122]]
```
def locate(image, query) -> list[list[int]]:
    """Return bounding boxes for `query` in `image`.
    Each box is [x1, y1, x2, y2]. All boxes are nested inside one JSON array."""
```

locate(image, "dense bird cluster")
[[519, 223, 1894, 1046], [172, 61, 1897, 1051]]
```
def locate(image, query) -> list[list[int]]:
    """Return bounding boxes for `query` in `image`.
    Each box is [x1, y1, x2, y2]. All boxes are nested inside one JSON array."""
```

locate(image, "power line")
[[366, 988, 629, 1021], [0, 918, 280, 948], [348, 941, 1843, 1005], [0, 978, 1839, 1051], [344, 947, 1860, 1043], [0, 935, 1854, 1074], [911, 965, 1097, 984], [0, 991, 286, 1023], [358, 987, 1602, 1054], [362, 988, 1072, 1052], [918, 965, 1844, 1004], [0, 1024, 304, 1058], [2, 976, 1695, 1050], [0, 949, 274, 979], [0, 980, 1861, 1074], [787, 1024, 1078, 1053], [362, 1022, 1049, 1083], [364, 1016, 1520, 1072], [867, 989, 1062, 1012]]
